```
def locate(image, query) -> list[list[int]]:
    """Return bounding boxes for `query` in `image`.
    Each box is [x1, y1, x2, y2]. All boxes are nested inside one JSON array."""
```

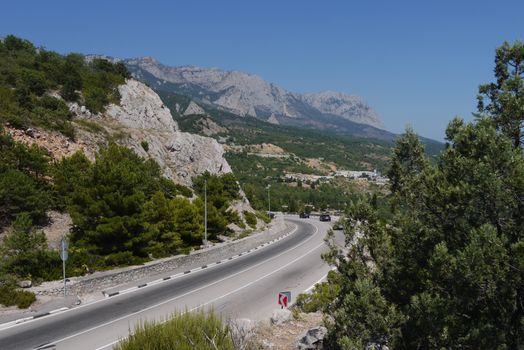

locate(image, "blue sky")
[[1, 0, 522, 140]]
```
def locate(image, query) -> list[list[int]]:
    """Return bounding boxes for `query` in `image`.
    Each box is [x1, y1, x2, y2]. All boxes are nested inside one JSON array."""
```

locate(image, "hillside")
[[0, 36, 267, 305], [153, 89, 442, 213], [156, 90, 442, 171]]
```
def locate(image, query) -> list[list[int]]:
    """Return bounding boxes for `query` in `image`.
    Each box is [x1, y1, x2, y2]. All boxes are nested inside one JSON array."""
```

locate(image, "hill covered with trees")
[[0, 36, 258, 308]]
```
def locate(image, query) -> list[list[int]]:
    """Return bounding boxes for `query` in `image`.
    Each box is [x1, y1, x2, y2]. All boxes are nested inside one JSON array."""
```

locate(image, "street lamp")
[[267, 184, 271, 218]]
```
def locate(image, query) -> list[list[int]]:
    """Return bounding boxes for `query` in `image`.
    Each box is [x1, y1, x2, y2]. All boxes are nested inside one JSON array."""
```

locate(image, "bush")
[[0, 35, 130, 134], [140, 140, 149, 152], [103, 251, 144, 267], [254, 211, 270, 224], [243, 211, 257, 229], [0, 284, 36, 309], [114, 309, 233, 350]]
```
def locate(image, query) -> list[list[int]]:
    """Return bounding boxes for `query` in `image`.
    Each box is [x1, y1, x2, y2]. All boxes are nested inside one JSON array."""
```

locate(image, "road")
[[0, 216, 334, 350]]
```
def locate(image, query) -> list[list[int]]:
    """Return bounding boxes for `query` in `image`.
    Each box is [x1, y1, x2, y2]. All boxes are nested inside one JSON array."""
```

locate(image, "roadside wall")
[[31, 217, 293, 297]]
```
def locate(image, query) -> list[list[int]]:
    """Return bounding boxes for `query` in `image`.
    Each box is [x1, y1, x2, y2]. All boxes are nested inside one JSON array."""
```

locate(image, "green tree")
[[0, 213, 51, 279], [67, 144, 163, 257], [478, 41, 524, 148], [307, 42, 524, 347], [0, 170, 50, 226], [172, 197, 203, 245], [140, 191, 183, 257], [386, 126, 427, 197]]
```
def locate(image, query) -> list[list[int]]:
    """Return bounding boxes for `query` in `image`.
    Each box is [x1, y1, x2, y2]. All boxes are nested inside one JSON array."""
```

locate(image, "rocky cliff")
[[123, 57, 384, 129], [72, 79, 231, 186]]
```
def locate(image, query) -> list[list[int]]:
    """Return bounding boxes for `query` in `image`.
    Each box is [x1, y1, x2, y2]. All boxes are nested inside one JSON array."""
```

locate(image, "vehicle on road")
[[319, 214, 331, 222], [299, 212, 310, 218], [333, 222, 344, 230]]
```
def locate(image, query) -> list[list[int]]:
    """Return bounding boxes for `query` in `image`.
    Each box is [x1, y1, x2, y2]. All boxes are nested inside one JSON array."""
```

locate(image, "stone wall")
[[31, 217, 292, 297]]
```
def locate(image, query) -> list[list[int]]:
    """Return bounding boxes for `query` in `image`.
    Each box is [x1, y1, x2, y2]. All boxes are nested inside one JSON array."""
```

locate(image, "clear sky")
[[1, 0, 522, 140]]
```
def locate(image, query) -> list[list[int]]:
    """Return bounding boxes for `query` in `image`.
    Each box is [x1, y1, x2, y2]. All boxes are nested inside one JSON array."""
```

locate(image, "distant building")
[[334, 169, 378, 179]]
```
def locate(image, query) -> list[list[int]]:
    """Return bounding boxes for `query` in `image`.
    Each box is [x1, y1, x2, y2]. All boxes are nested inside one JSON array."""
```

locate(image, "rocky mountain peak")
[[124, 58, 385, 130]]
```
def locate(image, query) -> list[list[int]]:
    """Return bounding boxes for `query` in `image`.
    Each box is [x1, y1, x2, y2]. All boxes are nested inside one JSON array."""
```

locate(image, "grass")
[[114, 309, 233, 350], [243, 211, 257, 229], [74, 119, 107, 134], [0, 284, 36, 309]]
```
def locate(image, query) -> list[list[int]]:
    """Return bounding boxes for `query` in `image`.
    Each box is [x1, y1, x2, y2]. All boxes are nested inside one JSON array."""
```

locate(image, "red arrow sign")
[[278, 291, 291, 308]]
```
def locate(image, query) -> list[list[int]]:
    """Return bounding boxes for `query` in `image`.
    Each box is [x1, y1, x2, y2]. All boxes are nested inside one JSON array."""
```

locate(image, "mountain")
[[117, 57, 388, 138]]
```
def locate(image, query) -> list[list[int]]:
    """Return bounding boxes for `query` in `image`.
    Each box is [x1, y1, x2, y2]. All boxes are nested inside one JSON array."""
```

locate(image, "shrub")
[[140, 140, 149, 152], [114, 309, 233, 350], [254, 211, 270, 224], [103, 251, 144, 267], [0, 285, 36, 309], [243, 211, 257, 229]]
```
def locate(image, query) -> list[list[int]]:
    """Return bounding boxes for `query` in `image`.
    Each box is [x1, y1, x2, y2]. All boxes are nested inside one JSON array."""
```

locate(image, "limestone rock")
[[105, 79, 178, 132], [301, 91, 383, 129], [196, 117, 227, 136], [183, 101, 206, 116], [267, 114, 280, 125], [18, 280, 32, 288], [72, 79, 231, 187], [296, 326, 327, 350], [123, 57, 384, 129], [271, 308, 293, 325]]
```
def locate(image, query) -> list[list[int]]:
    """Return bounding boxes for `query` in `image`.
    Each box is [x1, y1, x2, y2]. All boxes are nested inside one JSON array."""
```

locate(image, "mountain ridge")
[[111, 56, 385, 130]]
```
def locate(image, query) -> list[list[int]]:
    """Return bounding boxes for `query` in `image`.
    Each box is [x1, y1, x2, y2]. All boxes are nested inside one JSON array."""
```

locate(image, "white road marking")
[[0, 224, 299, 332], [96, 226, 325, 349], [33, 223, 319, 348]]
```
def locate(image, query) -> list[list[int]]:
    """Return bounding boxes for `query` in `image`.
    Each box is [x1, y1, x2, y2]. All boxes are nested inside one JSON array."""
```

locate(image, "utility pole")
[[204, 178, 208, 247]]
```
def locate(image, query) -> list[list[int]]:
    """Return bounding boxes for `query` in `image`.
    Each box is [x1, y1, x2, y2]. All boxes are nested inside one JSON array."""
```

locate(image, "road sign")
[[278, 291, 291, 308], [60, 237, 68, 261]]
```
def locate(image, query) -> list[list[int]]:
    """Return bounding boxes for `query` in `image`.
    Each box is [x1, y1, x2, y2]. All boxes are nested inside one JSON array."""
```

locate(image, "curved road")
[[0, 216, 333, 350]]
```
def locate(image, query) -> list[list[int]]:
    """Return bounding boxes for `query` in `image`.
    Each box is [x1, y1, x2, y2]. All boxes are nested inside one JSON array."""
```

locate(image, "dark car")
[[299, 212, 310, 218], [319, 214, 331, 222]]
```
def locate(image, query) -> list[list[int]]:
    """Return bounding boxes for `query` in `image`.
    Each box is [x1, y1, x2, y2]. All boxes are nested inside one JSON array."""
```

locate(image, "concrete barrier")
[[31, 216, 293, 297]]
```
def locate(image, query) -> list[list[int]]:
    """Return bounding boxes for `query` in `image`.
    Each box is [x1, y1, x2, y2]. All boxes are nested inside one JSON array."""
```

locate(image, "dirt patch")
[[6, 125, 87, 160], [304, 158, 337, 173], [254, 312, 323, 349], [41, 211, 72, 250]]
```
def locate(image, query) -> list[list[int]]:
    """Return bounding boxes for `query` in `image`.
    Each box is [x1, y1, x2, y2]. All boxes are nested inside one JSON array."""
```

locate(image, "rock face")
[[271, 308, 293, 325], [105, 79, 177, 131], [296, 326, 328, 350], [301, 91, 382, 129], [123, 57, 384, 129], [183, 101, 206, 116], [195, 117, 227, 136], [74, 79, 231, 186]]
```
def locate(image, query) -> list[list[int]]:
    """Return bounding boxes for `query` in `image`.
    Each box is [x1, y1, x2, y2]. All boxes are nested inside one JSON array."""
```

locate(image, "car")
[[268, 212, 275, 219], [319, 214, 331, 222], [299, 212, 310, 218]]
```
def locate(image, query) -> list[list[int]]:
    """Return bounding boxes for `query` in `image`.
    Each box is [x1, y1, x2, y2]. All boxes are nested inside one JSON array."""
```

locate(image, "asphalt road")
[[0, 216, 334, 350]]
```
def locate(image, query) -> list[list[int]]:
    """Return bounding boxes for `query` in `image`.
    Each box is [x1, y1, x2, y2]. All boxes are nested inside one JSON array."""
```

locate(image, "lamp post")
[[267, 184, 271, 218], [204, 179, 208, 247]]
